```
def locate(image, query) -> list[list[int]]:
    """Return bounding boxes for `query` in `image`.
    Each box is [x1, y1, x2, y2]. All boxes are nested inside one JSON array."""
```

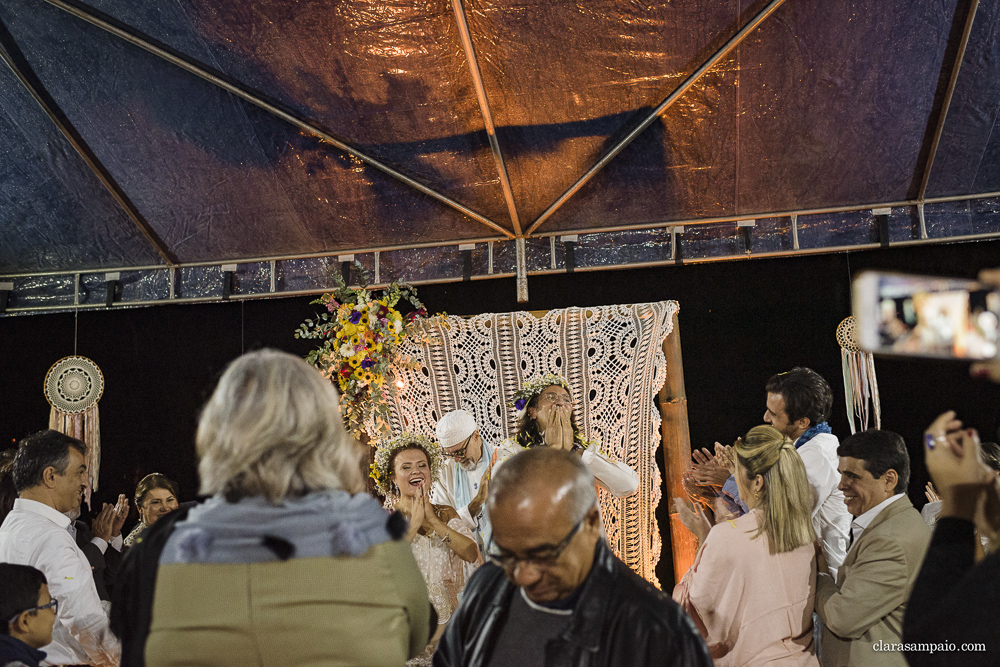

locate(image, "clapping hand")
[[924, 482, 940, 503], [689, 444, 731, 488], [111, 494, 129, 538], [715, 442, 735, 474], [406, 484, 427, 542], [91, 503, 116, 542], [673, 496, 712, 544]]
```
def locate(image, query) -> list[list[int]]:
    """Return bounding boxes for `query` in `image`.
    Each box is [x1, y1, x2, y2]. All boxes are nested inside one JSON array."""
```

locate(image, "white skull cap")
[[436, 409, 478, 449]]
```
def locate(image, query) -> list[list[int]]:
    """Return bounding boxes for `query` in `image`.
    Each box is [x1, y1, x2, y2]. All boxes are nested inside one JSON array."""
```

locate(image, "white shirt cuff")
[[90, 536, 109, 554]]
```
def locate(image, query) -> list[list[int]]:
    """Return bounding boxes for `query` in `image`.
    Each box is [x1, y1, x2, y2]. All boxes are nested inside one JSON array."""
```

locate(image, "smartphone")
[[852, 271, 1000, 359]]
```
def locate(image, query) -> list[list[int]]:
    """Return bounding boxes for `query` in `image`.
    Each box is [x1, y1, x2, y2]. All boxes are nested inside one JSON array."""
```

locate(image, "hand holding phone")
[[853, 270, 1000, 360]]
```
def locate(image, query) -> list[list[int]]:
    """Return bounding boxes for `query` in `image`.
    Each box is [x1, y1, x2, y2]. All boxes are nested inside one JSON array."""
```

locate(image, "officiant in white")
[[431, 409, 495, 551]]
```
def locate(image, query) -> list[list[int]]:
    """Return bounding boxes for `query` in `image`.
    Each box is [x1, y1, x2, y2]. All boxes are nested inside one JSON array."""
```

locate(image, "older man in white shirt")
[[0, 430, 120, 667], [432, 409, 495, 551]]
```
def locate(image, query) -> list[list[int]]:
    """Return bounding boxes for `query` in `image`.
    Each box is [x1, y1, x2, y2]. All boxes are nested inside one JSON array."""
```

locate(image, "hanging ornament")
[[836, 317, 881, 434], [44, 356, 104, 507]]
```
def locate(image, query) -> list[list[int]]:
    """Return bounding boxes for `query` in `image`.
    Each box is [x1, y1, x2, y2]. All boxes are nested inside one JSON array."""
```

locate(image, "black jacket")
[[433, 540, 711, 667], [74, 519, 122, 601], [0, 635, 46, 667], [902, 517, 1000, 666]]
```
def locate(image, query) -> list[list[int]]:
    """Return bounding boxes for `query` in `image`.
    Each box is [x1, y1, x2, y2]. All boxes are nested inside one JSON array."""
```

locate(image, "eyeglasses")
[[485, 517, 584, 571], [539, 392, 572, 405], [8, 598, 58, 624], [443, 432, 476, 460]]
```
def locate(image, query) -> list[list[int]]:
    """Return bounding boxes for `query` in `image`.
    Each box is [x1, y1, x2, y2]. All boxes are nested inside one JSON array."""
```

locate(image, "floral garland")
[[295, 262, 429, 439], [370, 432, 443, 497], [511, 372, 570, 418]]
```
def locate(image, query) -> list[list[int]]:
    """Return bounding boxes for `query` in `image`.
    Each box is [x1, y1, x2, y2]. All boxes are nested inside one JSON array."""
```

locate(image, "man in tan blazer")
[[815, 429, 931, 667]]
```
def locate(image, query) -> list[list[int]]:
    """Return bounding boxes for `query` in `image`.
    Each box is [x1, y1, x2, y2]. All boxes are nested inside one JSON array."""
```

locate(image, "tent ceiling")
[[1, 0, 999, 312]]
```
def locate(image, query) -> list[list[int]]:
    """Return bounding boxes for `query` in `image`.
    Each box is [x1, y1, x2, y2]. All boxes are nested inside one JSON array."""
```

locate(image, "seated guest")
[[114, 349, 431, 667], [497, 373, 639, 497], [814, 429, 930, 667], [0, 563, 58, 667], [0, 430, 120, 666], [67, 494, 128, 602], [903, 411, 1000, 666], [123, 473, 179, 549], [432, 409, 496, 550], [434, 447, 711, 667], [673, 425, 819, 666], [372, 433, 479, 665]]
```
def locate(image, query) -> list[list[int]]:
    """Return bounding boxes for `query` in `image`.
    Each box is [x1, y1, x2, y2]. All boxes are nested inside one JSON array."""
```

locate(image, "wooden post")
[[659, 309, 697, 584]]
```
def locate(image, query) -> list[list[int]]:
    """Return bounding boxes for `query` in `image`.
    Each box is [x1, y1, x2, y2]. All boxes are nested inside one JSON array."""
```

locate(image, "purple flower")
[[349, 309, 362, 324], [514, 398, 527, 411], [361, 358, 374, 369]]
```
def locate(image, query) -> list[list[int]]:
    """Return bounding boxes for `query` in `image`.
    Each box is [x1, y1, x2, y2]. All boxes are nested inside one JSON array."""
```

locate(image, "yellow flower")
[[348, 356, 362, 368], [361, 370, 375, 384], [349, 334, 361, 347]]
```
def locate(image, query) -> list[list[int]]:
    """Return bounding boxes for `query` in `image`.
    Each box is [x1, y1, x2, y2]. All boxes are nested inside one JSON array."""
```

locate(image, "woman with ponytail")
[[673, 425, 819, 666]]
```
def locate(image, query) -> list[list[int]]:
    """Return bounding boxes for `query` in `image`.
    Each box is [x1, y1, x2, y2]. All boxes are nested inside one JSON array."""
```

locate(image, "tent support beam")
[[0, 16, 178, 267], [524, 0, 788, 236], [451, 0, 522, 236], [40, 0, 515, 240], [528, 189, 1000, 238], [917, 0, 980, 201]]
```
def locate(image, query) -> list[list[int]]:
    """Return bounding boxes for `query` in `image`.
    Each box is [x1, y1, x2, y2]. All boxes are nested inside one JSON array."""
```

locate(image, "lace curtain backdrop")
[[379, 301, 679, 586]]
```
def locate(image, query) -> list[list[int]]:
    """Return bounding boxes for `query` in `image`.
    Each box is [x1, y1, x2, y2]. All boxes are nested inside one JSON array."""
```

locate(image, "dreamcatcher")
[[836, 317, 881, 433], [44, 356, 104, 506]]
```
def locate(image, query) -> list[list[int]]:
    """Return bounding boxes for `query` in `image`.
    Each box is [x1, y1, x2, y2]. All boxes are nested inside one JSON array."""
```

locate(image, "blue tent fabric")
[[1, 0, 999, 307]]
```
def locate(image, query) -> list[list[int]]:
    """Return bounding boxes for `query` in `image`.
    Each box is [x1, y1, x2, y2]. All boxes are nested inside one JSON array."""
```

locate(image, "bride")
[[372, 434, 480, 666]]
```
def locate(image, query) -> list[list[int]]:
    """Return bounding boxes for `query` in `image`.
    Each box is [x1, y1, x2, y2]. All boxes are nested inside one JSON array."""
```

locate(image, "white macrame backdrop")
[[380, 301, 679, 586]]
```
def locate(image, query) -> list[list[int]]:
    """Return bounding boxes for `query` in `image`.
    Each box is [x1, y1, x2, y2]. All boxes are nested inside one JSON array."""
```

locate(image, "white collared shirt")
[[794, 432, 852, 575], [850, 493, 904, 547], [0, 498, 120, 666]]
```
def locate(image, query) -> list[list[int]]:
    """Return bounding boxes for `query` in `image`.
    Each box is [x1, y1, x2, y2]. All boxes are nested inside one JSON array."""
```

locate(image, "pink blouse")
[[673, 509, 819, 666]]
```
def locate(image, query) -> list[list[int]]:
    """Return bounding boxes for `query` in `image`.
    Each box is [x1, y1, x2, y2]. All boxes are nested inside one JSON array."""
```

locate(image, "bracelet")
[[428, 527, 452, 544]]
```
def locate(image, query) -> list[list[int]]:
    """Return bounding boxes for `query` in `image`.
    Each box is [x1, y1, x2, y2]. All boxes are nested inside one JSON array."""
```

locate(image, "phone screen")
[[853, 271, 1000, 359]]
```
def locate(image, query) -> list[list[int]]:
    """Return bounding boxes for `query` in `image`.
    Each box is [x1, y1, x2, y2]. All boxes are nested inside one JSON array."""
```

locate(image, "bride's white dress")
[[407, 516, 478, 667]]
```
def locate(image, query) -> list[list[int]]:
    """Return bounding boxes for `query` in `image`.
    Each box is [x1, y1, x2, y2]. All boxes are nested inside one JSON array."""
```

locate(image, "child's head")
[[0, 563, 56, 649]]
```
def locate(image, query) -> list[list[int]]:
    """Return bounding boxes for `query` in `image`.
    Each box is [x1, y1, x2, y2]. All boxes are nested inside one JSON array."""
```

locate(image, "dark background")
[[3, 241, 999, 588]]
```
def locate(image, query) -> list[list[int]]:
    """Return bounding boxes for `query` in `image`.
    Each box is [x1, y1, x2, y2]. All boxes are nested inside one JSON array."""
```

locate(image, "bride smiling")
[[372, 434, 480, 666]]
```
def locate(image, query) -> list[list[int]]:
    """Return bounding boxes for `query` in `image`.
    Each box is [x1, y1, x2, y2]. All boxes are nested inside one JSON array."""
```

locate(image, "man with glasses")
[[434, 448, 710, 667], [0, 431, 120, 666], [433, 409, 496, 551]]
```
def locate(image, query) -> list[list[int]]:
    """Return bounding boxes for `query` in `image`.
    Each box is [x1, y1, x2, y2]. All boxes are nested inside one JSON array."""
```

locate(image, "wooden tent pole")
[[658, 310, 697, 584]]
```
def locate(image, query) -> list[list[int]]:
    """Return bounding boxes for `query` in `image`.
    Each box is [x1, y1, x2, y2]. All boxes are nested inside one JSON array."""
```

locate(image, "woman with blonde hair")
[[113, 349, 431, 667], [673, 425, 819, 666]]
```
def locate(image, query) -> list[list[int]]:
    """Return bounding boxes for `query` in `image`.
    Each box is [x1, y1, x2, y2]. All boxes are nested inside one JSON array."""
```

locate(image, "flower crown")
[[370, 432, 443, 497], [512, 373, 570, 419]]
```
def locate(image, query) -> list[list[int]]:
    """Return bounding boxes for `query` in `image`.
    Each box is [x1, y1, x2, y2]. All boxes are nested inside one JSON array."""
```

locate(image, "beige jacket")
[[815, 496, 930, 667], [145, 539, 431, 667]]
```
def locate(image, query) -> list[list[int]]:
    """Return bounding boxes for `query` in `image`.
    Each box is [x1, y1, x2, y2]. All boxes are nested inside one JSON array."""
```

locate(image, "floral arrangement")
[[512, 373, 570, 418], [370, 432, 443, 497], [295, 262, 428, 439]]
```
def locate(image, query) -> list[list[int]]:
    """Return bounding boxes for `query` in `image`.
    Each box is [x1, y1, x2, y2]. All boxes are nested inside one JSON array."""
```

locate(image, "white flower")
[[394, 320, 403, 333], [339, 343, 354, 357]]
